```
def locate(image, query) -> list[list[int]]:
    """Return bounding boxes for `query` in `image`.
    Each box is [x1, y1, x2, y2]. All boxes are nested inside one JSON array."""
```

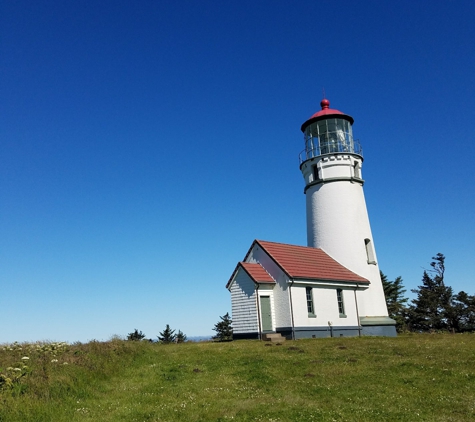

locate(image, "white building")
[[226, 99, 396, 339]]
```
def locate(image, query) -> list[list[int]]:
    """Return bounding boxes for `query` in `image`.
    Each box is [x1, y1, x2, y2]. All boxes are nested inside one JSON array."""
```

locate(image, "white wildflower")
[[21, 356, 29, 360], [51, 359, 58, 363]]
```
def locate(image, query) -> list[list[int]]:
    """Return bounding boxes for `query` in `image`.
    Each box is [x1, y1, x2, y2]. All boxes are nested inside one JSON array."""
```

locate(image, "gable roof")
[[250, 240, 369, 284], [226, 262, 275, 289], [239, 262, 275, 283]]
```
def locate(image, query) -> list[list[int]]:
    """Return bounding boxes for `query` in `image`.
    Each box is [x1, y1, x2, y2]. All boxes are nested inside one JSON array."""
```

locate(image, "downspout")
[[255, 283, 262, 340], [354, 284, 361, 337], [288, 280, 295, 340]]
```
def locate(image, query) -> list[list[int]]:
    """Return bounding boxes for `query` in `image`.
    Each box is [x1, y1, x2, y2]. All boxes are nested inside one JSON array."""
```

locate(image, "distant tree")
[[158, 324, 176, 343], [176, 330, 187, 343], [447, 291, 475, 332], [213, 313, 233, 341], [381, 271, 409, 332], [409, 253, 454, 332], [127, 329, 146, 341]]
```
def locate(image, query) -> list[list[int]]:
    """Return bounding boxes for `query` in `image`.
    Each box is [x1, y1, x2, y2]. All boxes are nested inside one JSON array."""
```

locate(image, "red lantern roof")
[[301, 98, 354, 132]]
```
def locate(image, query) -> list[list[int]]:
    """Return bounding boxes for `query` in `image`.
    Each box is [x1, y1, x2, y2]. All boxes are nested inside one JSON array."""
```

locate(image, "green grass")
[[1, 334, 475, 421]]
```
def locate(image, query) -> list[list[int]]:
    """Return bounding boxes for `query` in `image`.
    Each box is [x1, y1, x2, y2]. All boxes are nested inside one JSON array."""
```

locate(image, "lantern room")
[[299, 99, 362, 163]]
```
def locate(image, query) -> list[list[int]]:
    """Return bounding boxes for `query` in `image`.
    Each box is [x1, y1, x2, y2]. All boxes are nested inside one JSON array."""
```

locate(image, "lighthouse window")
[[306, 287, 315, 317], [364, 238, 376, 265]]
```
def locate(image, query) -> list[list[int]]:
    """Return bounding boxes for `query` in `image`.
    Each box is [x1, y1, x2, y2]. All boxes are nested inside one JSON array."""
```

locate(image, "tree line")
[[127, 325, 187, 343], [382, 253, 475, 333], [126, 313, 233, 343]]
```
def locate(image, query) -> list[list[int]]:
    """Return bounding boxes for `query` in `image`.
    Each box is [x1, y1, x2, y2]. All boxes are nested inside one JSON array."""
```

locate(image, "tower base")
[[359, 316, 397, 336]]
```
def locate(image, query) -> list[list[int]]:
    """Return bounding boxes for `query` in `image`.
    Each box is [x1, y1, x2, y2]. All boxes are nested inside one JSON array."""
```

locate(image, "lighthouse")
[[226, 98, 396, 339], [299, 99, 395, 335]]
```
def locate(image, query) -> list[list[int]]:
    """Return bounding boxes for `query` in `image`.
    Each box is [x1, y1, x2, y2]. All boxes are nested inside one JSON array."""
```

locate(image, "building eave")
[[290, 278, 370, 289]]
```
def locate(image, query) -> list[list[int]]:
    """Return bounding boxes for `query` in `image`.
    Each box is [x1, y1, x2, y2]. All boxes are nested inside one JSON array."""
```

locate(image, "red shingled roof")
[[239, 262, 275, 283], [226, 262, 275, 289], [254, 240, 369, 283]]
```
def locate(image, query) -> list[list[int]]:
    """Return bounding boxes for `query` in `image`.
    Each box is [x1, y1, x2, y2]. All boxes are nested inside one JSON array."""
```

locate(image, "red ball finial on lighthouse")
[[320, 98, 330, 110]]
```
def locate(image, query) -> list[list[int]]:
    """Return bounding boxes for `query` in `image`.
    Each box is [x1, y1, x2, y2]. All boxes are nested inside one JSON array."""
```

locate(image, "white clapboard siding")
[[230, 268, 258, 334]]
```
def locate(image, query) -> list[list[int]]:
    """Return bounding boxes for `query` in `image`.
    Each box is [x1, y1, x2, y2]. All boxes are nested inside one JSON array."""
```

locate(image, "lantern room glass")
[[304, 118, 354, 158]]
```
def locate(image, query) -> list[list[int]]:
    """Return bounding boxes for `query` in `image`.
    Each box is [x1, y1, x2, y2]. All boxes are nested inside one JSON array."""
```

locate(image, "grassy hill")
[[1, 334, 475, 421]]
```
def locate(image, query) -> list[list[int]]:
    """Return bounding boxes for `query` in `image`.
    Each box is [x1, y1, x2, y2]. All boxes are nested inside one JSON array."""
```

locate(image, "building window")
[[337, 289, 346, 317], [364, 238, 376, 264], [353, 161, 360, 179], [306, 287, 315, 317]]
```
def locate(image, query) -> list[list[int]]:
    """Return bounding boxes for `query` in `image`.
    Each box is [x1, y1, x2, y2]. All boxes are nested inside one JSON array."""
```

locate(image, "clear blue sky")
[[1, 1, 474, 343]]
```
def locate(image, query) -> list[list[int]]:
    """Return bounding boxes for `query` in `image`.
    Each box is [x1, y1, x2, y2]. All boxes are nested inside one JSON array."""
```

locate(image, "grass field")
[[1, 334, 475, 421]]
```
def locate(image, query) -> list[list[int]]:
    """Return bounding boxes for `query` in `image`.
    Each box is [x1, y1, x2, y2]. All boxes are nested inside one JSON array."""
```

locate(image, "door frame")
[[259, 295, 273, 332]]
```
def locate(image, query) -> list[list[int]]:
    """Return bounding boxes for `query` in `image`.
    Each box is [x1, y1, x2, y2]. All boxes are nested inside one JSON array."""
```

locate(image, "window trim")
[[364, 238, 377, 265], [306, 287, 316, 318], [337, 288, 346, 318]]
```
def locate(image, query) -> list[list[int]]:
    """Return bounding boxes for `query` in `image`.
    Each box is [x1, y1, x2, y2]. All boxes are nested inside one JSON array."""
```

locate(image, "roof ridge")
[[256, 239, 320, 250]]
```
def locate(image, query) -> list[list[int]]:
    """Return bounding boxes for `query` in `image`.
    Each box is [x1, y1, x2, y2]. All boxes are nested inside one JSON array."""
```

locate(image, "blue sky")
[[1, 1, 474, 343]]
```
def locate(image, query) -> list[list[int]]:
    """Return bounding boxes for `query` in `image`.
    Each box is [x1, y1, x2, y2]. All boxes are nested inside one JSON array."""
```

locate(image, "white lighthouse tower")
[[299, 98, 396, 336]]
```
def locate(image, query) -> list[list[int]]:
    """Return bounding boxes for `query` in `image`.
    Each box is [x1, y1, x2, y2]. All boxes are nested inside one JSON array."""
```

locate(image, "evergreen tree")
[[158, 324, 176, 343], [409, 253, 454, 332], [176, 330, 187, 343], [127, 329, 146, 341], [380, 271, 408, 332], [449, 291, 475, 332], [212, 313, 233, 341]]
